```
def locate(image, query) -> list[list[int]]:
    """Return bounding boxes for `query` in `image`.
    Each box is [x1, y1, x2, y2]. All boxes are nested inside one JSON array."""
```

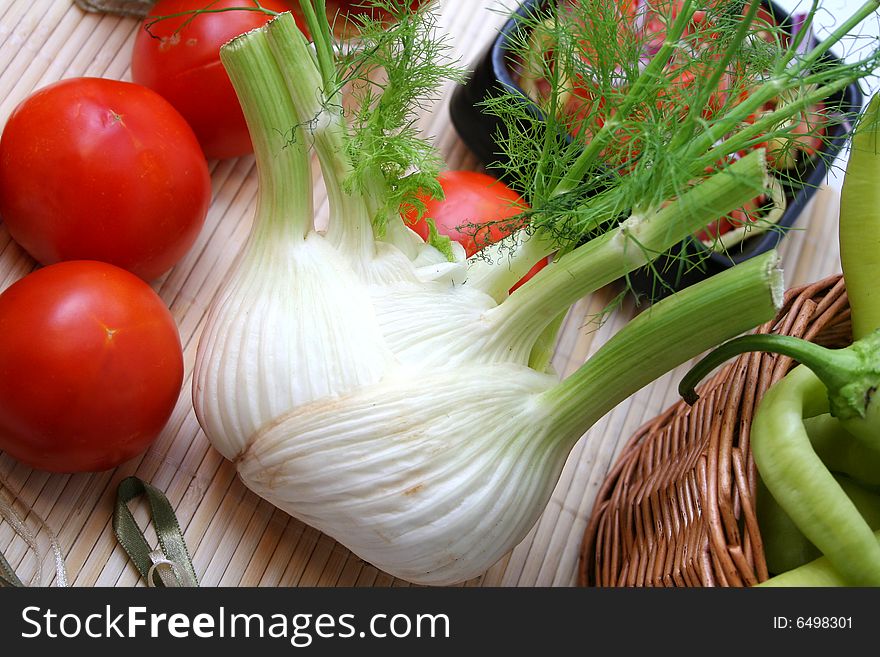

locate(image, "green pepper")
[[680, 334, 880, 585], [759, 530, 880, 587], [760, 468, 880, 586], [760, 413, 880, 574], [758, 478, 821, 575], [806, 413, 880, 487], [760, 456, 880, 575]]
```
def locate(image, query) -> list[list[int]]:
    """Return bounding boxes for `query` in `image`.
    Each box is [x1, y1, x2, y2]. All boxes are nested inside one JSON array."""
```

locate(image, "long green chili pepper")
[[681, 338, 880, 585], [758, 477, 880, 586], [757, 477, 821, 575], [759, 530, 880, 587], [758, 365, 879, 584], [760, 466, 880, 575], [760, 414, 880, 573], [839, 474, 880, 524], [841, 90, 880, 340], [805, 413, 880, 486]]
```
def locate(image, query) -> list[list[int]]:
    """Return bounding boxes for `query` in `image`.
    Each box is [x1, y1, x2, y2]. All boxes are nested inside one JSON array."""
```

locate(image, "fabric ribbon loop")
[[113, 476, 198, 588], [0, 550, 23, 588]]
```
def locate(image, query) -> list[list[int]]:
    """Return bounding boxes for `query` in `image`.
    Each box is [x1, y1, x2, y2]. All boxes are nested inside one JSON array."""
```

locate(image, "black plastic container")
[[449, 0, 864, 298]]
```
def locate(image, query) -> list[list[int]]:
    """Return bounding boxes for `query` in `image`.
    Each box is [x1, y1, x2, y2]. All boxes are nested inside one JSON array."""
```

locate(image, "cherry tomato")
[[0, 261, 184, 473], [0, 77, 211, 281], [405, 170, 548, 291], [132, 0, 300, 160]]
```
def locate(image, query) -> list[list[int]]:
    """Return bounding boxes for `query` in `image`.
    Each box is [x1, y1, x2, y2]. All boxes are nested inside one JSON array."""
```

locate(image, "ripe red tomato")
[[0, 261, 184, 473], [326, 0, 425, 16], [132, 0, 299, 159], [309, 0, 427, 39], [408, 170, 528, 256], [406, 170, 548, 290], [0, 77, 210, 281]]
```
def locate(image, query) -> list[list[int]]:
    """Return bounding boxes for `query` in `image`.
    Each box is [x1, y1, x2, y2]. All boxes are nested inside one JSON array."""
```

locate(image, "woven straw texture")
[[0, 0, 845, 587]]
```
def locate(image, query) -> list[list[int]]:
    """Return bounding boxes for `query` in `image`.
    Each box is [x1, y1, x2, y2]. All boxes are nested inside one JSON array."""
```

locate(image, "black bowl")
[[449, 0, 864, 299]]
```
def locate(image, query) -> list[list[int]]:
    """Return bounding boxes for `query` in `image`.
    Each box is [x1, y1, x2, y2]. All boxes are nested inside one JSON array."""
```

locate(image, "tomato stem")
[[144, 2, 280, 40]]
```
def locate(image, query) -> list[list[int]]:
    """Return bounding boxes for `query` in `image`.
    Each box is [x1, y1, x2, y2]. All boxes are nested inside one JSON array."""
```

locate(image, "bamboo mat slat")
[[0, 0, 844, 588]]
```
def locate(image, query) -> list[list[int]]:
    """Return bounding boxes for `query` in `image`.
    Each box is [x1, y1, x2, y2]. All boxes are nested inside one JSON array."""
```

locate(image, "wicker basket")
[[579, 274, 852, 587]]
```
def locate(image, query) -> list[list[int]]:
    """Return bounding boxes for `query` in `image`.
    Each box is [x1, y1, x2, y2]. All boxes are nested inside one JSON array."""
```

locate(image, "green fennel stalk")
[[222, 4, 780, 373], [232, 1, 765, 364]]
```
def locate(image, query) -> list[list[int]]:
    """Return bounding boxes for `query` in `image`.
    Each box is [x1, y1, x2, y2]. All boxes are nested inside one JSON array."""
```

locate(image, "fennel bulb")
[[192, 1, 878, 584]]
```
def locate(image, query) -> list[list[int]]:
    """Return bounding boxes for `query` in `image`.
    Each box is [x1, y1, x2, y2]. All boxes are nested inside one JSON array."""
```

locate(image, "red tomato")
[[0, 77, 210, 281], [408, 170, 528, 256], [405, 170, 548, 290], [323, 0, 424, 15], [132, 0, 298, 159], [291, 1, 426, 40], [694, 194, 766, 242], [0, 261, 184, 473]]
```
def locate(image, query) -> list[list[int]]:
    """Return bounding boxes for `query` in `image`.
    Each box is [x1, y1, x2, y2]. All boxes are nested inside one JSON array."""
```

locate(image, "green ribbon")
[[0, 551, 24, 588], [113, 476, 198, 587]]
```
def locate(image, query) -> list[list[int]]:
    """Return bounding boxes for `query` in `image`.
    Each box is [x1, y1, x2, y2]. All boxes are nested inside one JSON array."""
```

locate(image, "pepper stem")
[[678, 330, 880, 434], [680, 334, 856, 404]]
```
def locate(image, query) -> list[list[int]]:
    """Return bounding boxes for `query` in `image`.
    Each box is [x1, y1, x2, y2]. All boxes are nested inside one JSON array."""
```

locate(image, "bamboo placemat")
[[0, 0, 844, 587]]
